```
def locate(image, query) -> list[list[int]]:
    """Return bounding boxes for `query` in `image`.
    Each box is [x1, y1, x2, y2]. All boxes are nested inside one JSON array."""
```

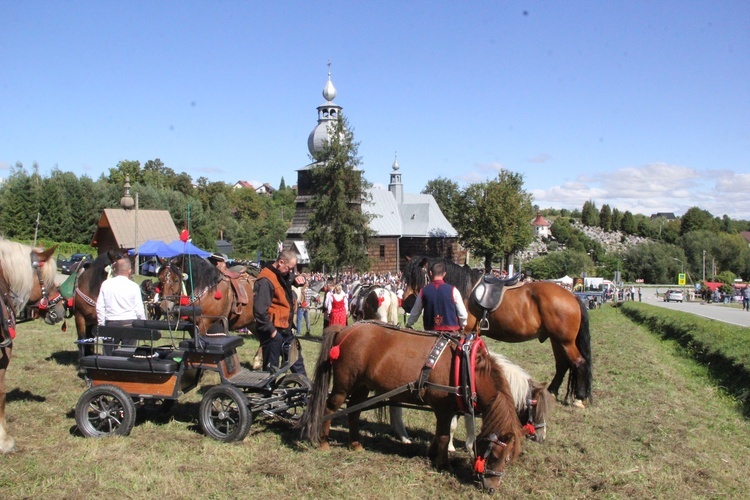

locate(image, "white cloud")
[[528, 154, 551, 164]]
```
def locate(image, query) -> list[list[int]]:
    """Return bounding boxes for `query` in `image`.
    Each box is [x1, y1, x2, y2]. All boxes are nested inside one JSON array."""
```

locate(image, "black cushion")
[[179, 335, 244, 354], [79, 355, 178, 373]]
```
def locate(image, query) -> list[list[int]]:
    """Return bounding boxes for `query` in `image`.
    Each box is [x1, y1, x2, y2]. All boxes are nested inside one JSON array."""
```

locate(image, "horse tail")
[[387, 291, 399, 325], [575, 298, 593, 403], [297, 325, 343, 445]]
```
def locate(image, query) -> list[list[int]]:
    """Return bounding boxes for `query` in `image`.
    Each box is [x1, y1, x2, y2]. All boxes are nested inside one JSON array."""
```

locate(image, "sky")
[[2, 1, 749, 219]]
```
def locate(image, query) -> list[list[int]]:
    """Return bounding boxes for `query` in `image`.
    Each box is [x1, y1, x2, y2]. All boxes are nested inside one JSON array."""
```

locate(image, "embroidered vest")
[[421, 280, 460, 331], [258, 266, 292, 329]]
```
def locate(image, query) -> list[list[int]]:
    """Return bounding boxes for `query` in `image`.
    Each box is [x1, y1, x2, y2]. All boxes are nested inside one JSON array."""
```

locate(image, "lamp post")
[[672, 257, 684, 274]]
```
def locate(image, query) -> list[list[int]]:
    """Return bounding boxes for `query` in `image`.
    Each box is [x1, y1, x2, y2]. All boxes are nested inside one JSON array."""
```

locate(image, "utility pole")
[[702, 250, 706, 282]]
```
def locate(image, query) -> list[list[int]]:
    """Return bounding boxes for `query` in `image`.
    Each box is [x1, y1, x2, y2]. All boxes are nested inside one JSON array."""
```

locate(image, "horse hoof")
[[572, 399, 586, 409], [400, 437, 412, 445], [349, 441, 365, 452], [447, 443, 456, 453], [318, 440, 330, 451], [0, 437, 16, 454]]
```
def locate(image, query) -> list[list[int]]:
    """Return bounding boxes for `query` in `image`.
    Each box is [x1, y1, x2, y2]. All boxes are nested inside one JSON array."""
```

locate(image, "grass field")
[[2, 305, 750, 498]]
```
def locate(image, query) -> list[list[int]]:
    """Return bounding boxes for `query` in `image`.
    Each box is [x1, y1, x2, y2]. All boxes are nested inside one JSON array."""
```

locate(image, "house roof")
[[93, 208, 179, 249], [363, 188, 457, 238], [741, 231, 750, 244], [531, 211, 551, 227], [233, 180, 254, 189]]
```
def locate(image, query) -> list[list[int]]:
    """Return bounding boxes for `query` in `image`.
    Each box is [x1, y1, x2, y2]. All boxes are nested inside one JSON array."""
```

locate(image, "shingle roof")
[[95, 209, 179, 248]]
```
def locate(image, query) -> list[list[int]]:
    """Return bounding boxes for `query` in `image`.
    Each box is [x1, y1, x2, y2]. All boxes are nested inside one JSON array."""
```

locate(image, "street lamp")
[[672, 257, 684, 274]]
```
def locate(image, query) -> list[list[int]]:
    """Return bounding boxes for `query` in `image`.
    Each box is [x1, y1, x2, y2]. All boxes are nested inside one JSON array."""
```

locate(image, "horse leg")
[[390, 406, 412, 444], [429, 411, 454, 470], [0, 349, 15, 454], [549, 339, 587, 408], [347, 386, 370, 451], [320, 389, 349, 451], [448, 414, 457, 452], [547, 340, 570, 401]]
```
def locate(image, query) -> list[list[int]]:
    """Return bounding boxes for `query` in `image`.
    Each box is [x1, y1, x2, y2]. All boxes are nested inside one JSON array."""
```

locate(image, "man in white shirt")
[[96, 256, 147, 354]]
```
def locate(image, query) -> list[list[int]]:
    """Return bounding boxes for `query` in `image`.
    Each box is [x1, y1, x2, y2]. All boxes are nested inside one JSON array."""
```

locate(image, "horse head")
[[474, 433, 519, 494], [156, 259, 183, 313], [29, 245, 65, 325]]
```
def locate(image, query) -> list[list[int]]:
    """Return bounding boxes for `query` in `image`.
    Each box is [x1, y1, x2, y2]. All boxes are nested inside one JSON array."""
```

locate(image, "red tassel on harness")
[[329, 345, 341, 360], [523, 423, 536, 436], [474, 456, 486, 474], [377, 296, 384, 307], [214, 291, 222, 300], [155, 287, 161, 294], [67, 297, 74, 308], [179, 295, 189, 306], [61, 321, 67, 333], [9, 327, 16, 339]]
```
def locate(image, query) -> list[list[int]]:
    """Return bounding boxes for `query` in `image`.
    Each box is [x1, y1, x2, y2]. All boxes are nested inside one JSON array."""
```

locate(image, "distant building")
[[650, 212, 677, 220], [531, 211, 551, 239], [255, 183, 275, 197], [91, 175, 179, 255], [233, 180, 254, 190], [740, 231, 750, 247], [286, 69, 463, 273]]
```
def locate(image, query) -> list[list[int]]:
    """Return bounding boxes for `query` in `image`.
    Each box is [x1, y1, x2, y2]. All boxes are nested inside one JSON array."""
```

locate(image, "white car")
[[664, 290, 684, 303]]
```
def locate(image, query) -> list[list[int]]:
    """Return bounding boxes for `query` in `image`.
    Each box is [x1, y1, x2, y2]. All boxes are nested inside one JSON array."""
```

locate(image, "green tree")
[[581, 200, 599, 227], [108, 160, 142, 186], [620, 211, 637, 234], [599, 204, 612, 232], [454, 170, 534, 271], [680, 206, 716, 236], [304, 115, 373, 273], [422, 177, 461, 228]]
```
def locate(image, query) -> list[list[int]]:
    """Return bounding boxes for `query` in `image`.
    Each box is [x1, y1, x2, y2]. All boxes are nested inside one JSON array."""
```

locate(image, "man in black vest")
[[405, 261, 468, 331]]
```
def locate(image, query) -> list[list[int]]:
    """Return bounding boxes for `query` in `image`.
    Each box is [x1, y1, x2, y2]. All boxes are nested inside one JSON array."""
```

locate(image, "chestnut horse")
[[402, 256, 592, 407], [0, 240, 66, 453], [299, 322, 523, 493], [157, 255, 255, 334], [70, 252, 119, 357]]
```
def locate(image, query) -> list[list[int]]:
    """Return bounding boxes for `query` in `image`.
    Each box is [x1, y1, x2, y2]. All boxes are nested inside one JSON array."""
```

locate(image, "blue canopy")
[[167, 240, 211, 258], [134, 240, 179, 258]]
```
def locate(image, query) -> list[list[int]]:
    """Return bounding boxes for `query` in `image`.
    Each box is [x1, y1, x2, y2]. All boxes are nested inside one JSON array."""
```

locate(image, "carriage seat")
[[179, 334, 244, 354], [78, 354, 179, 373]]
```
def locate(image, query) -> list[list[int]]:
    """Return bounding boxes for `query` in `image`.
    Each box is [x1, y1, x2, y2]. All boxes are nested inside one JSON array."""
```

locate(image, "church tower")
[[387, 155, 404, 204], [286, 65, 356, 261]]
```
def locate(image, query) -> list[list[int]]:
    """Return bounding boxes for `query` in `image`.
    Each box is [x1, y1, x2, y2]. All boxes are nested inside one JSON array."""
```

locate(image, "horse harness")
[[325, 321, 511, 481], [0, 273, 16, 348], [30, 251, 64, 323]]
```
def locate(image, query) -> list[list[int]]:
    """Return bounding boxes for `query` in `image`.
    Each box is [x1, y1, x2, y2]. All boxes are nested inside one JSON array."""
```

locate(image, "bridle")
[[473, 433, 512, 481], [523, 395, 546, 440], [30, 252, 64, 323]]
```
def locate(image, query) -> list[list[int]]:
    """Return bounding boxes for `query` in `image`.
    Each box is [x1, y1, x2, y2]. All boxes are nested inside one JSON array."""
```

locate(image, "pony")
[[0, 239, 66, 453], [402, 256, 593, 407], [71, 251, 120, 356], [299, 322, 524, 493], [449, 351, 551, 451], [157, 255, 255, 334]]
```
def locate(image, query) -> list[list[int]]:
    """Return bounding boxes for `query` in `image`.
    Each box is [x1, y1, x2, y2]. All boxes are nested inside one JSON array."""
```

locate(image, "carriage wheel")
[[75, 385, 136, 438], [199, 385, 252, 442], [276, 373, 312, 421]]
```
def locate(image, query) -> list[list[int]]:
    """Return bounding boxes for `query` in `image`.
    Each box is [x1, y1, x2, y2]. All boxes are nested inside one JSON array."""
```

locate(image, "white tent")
[[555, 275, 574, 285]]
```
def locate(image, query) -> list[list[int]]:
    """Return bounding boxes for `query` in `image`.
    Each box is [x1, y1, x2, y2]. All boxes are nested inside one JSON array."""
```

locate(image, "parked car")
[[664, 289, 684, 303], [59, 253, 93, 274]]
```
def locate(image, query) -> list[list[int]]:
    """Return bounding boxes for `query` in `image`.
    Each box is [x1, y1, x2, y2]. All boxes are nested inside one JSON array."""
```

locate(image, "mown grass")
[[2, 306, 750, 498], [620, 301, 750, 416]]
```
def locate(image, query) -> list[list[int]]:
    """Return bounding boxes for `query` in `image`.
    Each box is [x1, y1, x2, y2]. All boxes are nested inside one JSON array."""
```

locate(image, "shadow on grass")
[[46, 350, 79, 367], [7, 388, 46, 403], [621, 306, 750, 418]]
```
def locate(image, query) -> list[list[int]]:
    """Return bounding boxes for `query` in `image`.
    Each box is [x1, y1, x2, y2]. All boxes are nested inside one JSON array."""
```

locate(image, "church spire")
[[308, 61, 343, 156], [388, 152, 403, 204]]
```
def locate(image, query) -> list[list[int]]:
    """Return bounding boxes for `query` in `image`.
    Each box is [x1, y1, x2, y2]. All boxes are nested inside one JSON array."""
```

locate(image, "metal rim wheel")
[[276, 373, 312, 421], [75, 385, 136, 438], [199, 385, 252, 442]]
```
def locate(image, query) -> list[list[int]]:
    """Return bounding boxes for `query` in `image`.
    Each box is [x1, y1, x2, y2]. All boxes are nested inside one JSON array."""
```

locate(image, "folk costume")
[[253, 264, 306, 375], [406, 279, 467, 331]]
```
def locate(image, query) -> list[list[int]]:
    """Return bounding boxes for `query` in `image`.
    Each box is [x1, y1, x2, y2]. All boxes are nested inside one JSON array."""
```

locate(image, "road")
[[628, 290, 750, 328]]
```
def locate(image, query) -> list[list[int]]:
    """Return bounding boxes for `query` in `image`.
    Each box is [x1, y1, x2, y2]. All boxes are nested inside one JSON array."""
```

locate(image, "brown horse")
[[402, 256, 592, 407], [157, 255, 255, 334], [70, 251, 119, 357], [299, 322, 524, 493], [0, 239, 66, 453]]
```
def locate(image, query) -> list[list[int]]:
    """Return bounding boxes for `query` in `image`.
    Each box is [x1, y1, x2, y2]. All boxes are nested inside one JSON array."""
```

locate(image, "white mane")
[[489, 351, 532, 413]]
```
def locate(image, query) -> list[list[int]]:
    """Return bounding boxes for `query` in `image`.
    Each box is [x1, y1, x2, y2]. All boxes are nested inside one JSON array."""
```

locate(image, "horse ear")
[[417, 257, 429, 269], [36, 245, 57, 262], [157, 257, 168, 266]]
